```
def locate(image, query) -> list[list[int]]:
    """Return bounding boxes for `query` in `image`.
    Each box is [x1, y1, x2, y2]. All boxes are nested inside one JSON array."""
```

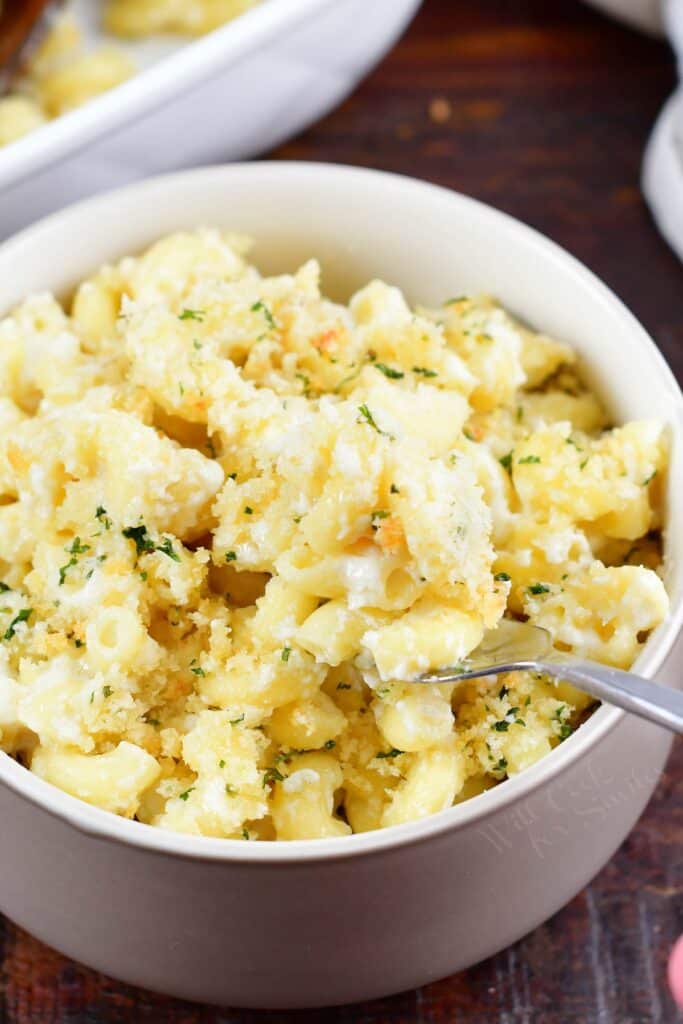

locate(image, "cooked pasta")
[[0, 229, 669, 839]]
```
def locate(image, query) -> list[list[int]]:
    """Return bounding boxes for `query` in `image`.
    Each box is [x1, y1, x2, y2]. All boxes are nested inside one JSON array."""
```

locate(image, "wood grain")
[[1, 0, 682, 1021]]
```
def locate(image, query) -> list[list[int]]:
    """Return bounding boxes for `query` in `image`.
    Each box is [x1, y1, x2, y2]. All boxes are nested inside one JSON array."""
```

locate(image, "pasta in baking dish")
[[0, 229, 669, 839], [0, 1, 261, 147]]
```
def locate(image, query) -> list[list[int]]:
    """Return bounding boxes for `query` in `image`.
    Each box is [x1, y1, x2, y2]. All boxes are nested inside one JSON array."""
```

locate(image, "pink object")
[[669, 937, 683, 1007]]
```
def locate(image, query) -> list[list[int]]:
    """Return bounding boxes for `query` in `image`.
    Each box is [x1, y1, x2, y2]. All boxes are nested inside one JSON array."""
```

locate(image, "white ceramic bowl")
[[0, 0, 421, 240], [0, 163, 681, 1009]]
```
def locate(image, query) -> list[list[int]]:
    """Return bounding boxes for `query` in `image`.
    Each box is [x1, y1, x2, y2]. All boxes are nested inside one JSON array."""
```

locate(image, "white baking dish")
[[0, 0, 421, 239], [0, 163, 681, 1009]]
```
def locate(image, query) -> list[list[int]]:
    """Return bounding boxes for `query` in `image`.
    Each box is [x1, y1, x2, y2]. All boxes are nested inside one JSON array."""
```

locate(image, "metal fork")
[[418, 619, 683, 734]]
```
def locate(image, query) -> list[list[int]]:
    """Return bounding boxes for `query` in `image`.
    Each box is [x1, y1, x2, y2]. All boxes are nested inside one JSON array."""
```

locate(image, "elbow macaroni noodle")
[[0, 229, 670, 840], [0, 1, 261, 147]]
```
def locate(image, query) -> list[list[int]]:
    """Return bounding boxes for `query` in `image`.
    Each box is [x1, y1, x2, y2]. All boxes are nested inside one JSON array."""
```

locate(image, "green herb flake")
[[3, 607, 32, 642], [412, 366, 438, 378], [516, 406, 524, 423], [225, 784, 238, 796], [95, 505, 111, 530], [499, 452, 513, 473], [376, 748, 404, 759], [357, 403, 391, 437], [390, 483, 400, 494], [262, 766, 286, 788], [241, 827, 250, 841], [494, 572, 511, 582], [492, 720, 509, 732], [179, 308, 205, 322], [179, 787, 195, 801], [281, 646, 292, 662], [579, 457, 589, 470], [518, 455, 541, 465], [139, 571, 148, 582], [190, 664, 206, 677], [494, 757, 508, 772], [643, 469, 658, 486], [528, 583, 550, 595], [336, 682, 352, 691], [323, 739, 337, 750], [244, 506, 254, 515], [251, 301, 276, 330], [463, 428, 475, 441], [218, 759, 226, 769], [157, 537, 180, 562], [122, 523, 155, 556], [0, 582, 9, 593], [371, 510, 390, 530], [375, 363, 404, 380], [225, 551, 237, 563], [102, 685, 113, 698], [230, 714, 245, 726]]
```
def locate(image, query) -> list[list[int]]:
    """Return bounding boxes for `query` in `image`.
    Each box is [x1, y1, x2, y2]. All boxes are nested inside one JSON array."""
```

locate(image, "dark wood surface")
[[1, 0, 682, 1021]]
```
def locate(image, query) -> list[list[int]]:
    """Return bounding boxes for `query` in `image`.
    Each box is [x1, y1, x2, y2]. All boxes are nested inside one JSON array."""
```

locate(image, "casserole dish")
[[0, 0, 422, 239], [0, 163, 681, 1008]]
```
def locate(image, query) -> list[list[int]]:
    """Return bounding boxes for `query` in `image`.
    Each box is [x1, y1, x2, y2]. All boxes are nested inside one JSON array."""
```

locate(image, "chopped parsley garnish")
[[518, 455, 541, 465], [3, 608, 32, 641], [179, 787, 194, 801], [643, 469, 657, 486], [95, 505, 111, 530], [228, 472, 237, 481], [498, 685, 509, 699], [225, 784, 238, 796], [179, 308, 205, 322], [157, 537, 180, 562], [58, 536, 91, 585], [494, 572, 511, 582], [281, 646, 292, 662], [357, 403, 390, 437], [565, 437, 583, 451], [494, 758, 508, 772], [262, 766, 286, 788], [230, 714, 245, 726], [463, 428, 475, 441], [412, 366, 438, 378], [190, 660, 206, 677], [241, 827, 250, 840], [218, 760, 226, 769], [295, 372, 311, 395], [579, 457, 589, 470], [244, 506, 254, 515], [374, 363, 404, 379], [251, 301, 276, 330], [323, 739, 337, 750], [0, 582, 10, 593], [225, 551, 237, 563], [102, 685, 113, 698], [336, 682, 352, 691], [390, 483, 400, 494], [122, 524, 155, 556], [371, 510, 390, 529], [499, 452, 513, 473], [376, 748, 404, 759], [528, 583, 550, 595], [492, 719, 509, 732], [193, 339, 202, 350], [516, 406, 524, 423], [139, 571, 148, 582]]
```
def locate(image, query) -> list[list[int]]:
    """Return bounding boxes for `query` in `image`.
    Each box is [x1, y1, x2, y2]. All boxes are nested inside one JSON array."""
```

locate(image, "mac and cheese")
[[0, 229, 669, 839]]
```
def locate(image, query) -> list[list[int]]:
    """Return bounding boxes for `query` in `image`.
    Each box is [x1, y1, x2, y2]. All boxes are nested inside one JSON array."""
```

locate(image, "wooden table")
[[1, 1, 682, 1021]]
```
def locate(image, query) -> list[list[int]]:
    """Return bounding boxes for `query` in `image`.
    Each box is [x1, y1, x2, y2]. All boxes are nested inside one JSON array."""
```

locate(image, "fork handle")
[[539, 659, 683, 735]]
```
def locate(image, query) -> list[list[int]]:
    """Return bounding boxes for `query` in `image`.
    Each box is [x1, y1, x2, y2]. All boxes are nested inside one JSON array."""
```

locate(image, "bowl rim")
[[0, 160, 681, 864], [0, 0, 336, 191]]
